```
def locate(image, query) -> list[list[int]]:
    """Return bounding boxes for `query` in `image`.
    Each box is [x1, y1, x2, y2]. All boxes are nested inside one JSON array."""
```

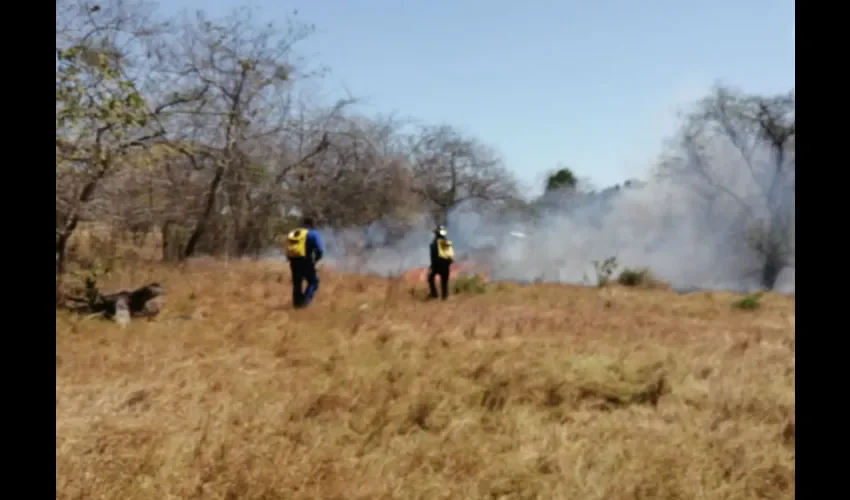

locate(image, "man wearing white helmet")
[[428, 225, 454, 300]]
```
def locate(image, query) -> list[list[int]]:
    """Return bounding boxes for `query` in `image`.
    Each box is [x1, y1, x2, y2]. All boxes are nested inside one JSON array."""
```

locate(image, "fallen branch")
[[63, 279, 164, 322]]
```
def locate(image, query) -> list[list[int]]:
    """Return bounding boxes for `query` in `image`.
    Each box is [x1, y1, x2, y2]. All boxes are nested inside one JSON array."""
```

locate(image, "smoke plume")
[[273, 98, 795, 296]]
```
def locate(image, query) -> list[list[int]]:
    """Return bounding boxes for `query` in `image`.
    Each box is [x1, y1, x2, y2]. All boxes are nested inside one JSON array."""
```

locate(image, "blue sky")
[[167, 0, 795, 193]]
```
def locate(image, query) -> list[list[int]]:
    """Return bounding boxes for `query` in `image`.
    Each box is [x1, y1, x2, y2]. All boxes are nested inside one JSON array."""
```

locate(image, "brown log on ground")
[[63, 280, 165, 320]]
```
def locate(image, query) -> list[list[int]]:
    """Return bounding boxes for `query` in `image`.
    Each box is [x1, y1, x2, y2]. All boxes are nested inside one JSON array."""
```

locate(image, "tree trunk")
[[56, 214, 80, 276], [759, 223, 787, 289], [761, 254, 782, 290], [56, 163, 109, 275], [182, 165, 226, 259], [162, 220, 186, 262]]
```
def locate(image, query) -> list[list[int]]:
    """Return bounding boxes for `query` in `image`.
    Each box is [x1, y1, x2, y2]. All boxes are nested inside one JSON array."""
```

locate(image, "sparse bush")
[[617, 267, 648, 286], [586, 260, 666, 289], [453, 274, 488, 295], [588, 257, 618, 287], [733, 292, 764, 310], [63, 229, 125, 291], [617, 267, 666, 288]]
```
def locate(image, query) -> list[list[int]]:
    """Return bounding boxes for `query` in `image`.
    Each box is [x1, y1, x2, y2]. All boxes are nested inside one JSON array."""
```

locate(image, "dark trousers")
[[289, 258, 319, 307], [428, 263, 451, 300]]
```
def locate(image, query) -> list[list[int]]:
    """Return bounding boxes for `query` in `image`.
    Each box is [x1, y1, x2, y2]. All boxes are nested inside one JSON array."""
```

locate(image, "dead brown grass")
[[56, 260, 795, 500]]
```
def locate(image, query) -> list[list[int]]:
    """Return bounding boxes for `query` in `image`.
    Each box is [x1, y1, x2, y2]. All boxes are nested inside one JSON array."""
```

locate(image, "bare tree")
[[149, 7, 339, 258], [659, 84, 795, 288], [407, 125, 520, 226], [288, 113, 423, 229]]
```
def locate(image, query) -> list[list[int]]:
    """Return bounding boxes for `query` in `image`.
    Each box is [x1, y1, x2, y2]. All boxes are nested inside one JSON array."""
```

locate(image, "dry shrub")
[[617, 267, 668, 289]]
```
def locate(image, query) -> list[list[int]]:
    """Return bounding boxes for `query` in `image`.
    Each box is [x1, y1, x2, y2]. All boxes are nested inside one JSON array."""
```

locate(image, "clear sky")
[[165, 0, 795, 193]]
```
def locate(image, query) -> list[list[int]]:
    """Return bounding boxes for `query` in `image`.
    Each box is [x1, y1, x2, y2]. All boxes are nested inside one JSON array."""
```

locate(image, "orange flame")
[[400, 263, 489, 283]]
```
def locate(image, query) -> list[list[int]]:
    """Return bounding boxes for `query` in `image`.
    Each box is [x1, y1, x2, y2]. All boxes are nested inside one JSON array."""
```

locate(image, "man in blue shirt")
[[284, 216, 324, 308]]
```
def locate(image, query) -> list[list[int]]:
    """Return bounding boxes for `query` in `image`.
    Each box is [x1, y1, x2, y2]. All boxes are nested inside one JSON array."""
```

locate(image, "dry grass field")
[[56, 259, 795, 500]]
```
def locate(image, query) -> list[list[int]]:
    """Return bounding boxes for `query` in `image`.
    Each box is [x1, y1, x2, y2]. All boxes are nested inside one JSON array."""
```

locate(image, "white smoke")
[[270, 92, 795, 296]]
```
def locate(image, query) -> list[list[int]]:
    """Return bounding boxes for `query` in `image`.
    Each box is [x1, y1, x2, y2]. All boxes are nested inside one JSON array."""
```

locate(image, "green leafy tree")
[[545, 166, 578, 192]]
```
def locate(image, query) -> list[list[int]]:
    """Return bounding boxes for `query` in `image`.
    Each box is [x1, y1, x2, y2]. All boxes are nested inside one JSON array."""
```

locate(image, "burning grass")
[[56, 260, 795, 499]]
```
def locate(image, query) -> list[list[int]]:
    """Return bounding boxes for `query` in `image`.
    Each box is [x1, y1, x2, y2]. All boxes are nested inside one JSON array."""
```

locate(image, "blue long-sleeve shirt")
[[305, 228, 324, 263]]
